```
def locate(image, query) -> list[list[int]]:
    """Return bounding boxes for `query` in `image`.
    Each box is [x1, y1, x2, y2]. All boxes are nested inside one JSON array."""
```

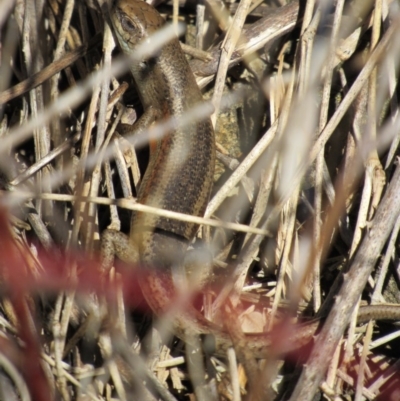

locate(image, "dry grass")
[[1, 0, 400, 400]]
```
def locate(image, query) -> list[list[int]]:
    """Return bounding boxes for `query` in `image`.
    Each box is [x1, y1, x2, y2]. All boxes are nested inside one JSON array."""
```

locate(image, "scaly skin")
[[102, 0, 400, 360]]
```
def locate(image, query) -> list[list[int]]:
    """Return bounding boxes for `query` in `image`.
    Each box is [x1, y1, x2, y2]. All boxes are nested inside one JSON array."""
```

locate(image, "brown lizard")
[[102, 0, 400, 361]]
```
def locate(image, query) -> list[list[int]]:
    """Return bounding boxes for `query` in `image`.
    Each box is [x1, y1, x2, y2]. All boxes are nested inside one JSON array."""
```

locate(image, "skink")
[[103, 0, 400, 360]]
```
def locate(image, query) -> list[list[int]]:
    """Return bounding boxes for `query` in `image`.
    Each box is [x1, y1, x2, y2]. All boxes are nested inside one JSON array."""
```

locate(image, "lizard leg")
[[100, 229, 138, 273]]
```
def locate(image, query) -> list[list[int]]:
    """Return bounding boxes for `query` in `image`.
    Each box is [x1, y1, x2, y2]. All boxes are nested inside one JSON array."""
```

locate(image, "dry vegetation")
[[1, 0, 400, 400]]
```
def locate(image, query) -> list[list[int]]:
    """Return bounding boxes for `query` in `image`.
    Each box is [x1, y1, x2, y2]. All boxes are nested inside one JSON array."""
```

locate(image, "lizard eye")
[[121, 15, 136, 33]]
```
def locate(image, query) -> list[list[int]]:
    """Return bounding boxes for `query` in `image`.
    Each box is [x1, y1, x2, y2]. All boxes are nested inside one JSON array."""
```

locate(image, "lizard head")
[[110, 0, 165, 53]]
